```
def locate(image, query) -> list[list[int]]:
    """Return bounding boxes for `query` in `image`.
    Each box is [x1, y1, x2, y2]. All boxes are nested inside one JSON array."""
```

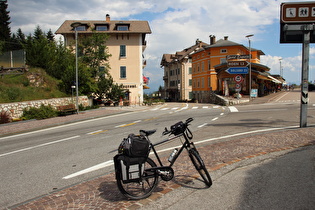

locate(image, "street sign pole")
[[300, 27, 310, 127]]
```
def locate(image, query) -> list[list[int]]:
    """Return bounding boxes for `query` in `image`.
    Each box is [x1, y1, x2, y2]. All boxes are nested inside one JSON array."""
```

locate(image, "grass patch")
[[0, 68, 67, 103]]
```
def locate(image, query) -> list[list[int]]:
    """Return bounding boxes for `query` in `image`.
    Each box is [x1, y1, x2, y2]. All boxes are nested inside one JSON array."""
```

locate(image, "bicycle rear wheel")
[[116, 157, 159, 199], [189, 148, 212, 187]]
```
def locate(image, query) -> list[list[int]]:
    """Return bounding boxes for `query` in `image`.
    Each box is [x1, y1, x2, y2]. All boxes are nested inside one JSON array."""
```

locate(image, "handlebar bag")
[[170, 121, 187, 135], [118, 134, 150, 157], [114, 154, 146, 183]]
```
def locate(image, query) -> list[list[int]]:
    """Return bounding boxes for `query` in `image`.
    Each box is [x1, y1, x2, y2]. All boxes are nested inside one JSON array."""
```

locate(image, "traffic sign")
[[281, 2, 315, 23], [226, 67, 248, 74], [235, 83, 242, 92], [226, 54, 251, 60], [228, 61, 249, 67], [234, 74, 243, 83]]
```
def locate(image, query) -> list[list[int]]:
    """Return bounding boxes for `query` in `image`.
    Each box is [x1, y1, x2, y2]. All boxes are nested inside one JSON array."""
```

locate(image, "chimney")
[[210, 35, 216, 45], [106, 14, 110, 22], [224, 36, 228, 40], [196, 38, 201, 46]]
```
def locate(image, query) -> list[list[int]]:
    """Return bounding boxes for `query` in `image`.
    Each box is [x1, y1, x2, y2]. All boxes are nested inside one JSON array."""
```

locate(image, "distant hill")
[[0, 68, 67, 103]]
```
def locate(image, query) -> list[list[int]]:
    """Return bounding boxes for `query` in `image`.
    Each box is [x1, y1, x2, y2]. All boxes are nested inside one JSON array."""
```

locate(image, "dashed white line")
[[211, 117, 219, 121], [198, 123, 208, 128]]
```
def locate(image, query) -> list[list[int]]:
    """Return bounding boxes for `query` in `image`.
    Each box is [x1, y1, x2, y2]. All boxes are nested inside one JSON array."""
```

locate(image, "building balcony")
[[163, 76, 168, 81], [142, 41, 147, 51], [143, 60, 147, 68]]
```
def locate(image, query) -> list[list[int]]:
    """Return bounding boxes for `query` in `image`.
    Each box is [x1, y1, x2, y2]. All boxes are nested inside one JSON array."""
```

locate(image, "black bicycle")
[[114, 118, 212, 199]]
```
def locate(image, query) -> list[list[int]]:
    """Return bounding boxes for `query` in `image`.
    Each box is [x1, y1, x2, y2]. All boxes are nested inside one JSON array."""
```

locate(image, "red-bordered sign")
[[234, 74, 243, 83]]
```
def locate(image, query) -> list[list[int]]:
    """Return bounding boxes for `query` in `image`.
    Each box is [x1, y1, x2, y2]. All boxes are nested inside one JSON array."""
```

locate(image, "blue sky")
[[8, 0, 315, 92]]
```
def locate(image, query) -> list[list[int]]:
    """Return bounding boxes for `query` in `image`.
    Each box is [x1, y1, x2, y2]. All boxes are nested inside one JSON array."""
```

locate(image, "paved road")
[[3, 90, 315, 209]]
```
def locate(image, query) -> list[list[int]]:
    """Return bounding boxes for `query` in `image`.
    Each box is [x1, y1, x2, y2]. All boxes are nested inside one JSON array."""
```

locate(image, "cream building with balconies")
[[56, 14, 151, 105], [160, 39, 208, 101]]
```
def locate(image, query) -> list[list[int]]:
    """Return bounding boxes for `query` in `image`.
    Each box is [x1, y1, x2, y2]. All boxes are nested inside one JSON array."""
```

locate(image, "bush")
[[0, 111, 12, 124], [22, 104, 58, 120]]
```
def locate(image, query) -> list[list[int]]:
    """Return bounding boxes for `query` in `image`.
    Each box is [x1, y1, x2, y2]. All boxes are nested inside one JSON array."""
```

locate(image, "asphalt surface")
[[1, 92, 315, 210]]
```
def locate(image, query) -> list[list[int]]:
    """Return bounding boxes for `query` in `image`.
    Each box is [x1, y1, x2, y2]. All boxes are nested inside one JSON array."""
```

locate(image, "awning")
[[143, 85, 150, 89], [268, 75, 282, 84]]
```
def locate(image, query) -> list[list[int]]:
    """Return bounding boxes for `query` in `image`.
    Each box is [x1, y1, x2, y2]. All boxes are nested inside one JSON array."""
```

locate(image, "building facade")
[[56, 14, 151, 105], [191, 36, 280, 102], [160, 40, 208, 101]]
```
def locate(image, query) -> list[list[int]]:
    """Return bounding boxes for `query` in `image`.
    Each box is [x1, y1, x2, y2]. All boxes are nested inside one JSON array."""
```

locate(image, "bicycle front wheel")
[[189, 148, 212, 187], [116, 157, 159, 200]]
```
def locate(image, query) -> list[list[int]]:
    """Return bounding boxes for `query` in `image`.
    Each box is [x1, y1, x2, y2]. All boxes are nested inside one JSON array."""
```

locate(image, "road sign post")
[[280, 1, 313, 127], [300, 29, 310, 127]]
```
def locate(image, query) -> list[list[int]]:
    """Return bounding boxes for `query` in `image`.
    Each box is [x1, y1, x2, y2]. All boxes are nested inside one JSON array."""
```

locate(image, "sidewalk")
[[4, 91, 314, 209]]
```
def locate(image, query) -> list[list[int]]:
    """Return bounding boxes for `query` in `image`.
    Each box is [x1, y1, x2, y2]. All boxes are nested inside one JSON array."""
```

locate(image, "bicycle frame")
[[149, 127, 194, 167]]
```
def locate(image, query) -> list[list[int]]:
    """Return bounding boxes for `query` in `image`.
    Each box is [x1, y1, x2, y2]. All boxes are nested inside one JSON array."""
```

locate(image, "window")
[[120, 66, 126, 79], [95, 25, 108, 31], [189, 67, 192, 74], [117, 25, 129, 31], [189, 79, 192, 86], [189, 92, 193, 100], [120, 45, 126, 57], [76, 25, 86, 31], [221, 49, 227, 53]]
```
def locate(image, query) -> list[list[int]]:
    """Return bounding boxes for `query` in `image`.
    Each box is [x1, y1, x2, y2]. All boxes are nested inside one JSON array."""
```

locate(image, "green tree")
[[0, 0, 11, 52], [79, 32, 111, 78], [46, 29, 54, 42]]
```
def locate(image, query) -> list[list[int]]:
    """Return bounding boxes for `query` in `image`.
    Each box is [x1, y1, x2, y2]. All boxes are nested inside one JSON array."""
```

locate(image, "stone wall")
[[0, 96, 89, 119]]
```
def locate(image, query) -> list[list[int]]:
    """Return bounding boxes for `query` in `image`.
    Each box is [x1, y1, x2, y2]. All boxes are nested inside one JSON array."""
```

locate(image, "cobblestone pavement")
[[3, 91, 314, 210]]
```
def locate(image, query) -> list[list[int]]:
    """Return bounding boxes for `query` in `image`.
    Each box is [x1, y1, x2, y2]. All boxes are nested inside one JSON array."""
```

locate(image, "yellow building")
[[56, 14, 151, 105], [191, 36, 279, 102]]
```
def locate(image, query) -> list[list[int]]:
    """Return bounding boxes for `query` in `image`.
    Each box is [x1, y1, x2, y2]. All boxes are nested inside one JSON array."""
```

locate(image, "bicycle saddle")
[[139, 129, 156, 136]]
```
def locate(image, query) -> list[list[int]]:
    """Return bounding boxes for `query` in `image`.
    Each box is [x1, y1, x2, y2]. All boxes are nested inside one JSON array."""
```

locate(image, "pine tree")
[[0, 0, 11, 51], [46, 29, 54, 42]]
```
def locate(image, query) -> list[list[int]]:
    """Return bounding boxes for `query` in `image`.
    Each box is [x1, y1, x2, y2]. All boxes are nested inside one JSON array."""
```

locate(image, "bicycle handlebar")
[[162, 118, 194, 136]]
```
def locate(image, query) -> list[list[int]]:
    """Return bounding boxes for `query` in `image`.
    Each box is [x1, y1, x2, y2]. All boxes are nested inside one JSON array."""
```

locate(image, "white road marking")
[[198, 123, 208, 128], [212, 117, 219, 121], [203, 106, 209, 109], [63, 160, 114, 179], [192, 107, 198, 109], [0, 136, 80, 158], [228, 106, 238, 112]]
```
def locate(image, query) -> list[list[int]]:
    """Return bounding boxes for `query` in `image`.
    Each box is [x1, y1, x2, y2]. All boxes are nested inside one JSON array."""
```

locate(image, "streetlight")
[[71, 22, 82, 113], [246, 34, 254, 100], [279, 58, 283, 78]]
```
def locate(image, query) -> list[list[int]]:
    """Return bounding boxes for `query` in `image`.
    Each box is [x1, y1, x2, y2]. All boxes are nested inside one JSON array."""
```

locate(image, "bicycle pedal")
[[157, 167, 174, 181]]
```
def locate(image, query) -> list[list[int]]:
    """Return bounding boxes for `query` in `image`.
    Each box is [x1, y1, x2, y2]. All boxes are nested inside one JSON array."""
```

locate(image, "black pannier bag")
[[114, 154, 147, 183], [118, 133, 150, 157], [170, 121, 187, 135]]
